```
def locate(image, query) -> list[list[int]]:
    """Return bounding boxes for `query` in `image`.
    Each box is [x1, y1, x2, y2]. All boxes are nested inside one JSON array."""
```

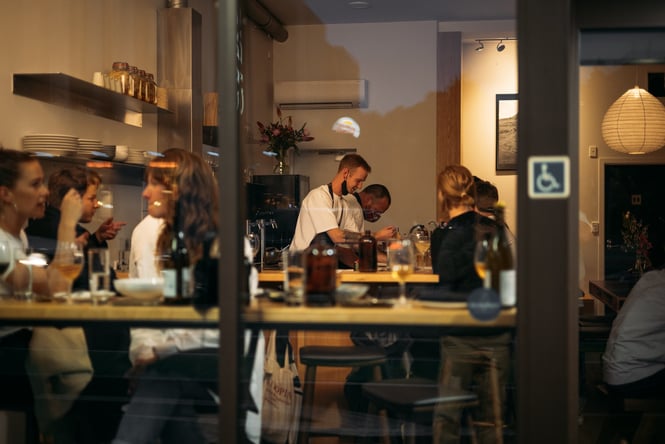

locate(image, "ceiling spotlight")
[[496, 40, 506, 52], [475, 40, 484, 52]]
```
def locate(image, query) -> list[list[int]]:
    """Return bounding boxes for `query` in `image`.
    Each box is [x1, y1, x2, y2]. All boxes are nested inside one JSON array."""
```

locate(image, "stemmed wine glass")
[[387, 238, 416, 307], [247, 232, 260, 264], [474, 237, 490, 288], [52, 241, 85, 301], [409, 225, 431, 271]]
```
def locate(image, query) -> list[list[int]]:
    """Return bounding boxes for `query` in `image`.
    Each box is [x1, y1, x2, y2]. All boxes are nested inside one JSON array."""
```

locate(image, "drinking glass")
[[474, 237, 490, 288], [52, 241, 85, 301], [247, 232, 260, 263], [387, 238, 415, 307], [88, 248, 111, 304], [97, 189, 114, 220], [410, 225, 431, 271], [0, 241, 12, 278]]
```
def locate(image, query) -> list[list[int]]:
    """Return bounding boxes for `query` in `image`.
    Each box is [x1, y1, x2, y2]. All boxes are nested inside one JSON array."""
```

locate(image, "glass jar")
[[128, 65, 140, 98], [146, 73, 157, 104], [109, 62, 130, 95], [138, 69, 147, 101]]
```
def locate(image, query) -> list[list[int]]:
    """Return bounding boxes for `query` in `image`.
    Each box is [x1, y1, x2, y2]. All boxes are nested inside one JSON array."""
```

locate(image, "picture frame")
[[495, 93, 519, 172]]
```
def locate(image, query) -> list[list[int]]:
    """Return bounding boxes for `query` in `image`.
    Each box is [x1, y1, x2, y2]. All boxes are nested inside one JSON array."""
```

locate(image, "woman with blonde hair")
[[430, 165, 494, 291]]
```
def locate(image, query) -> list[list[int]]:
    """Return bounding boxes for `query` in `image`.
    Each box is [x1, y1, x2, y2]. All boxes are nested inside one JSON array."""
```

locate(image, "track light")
[[474, 38, 516, 53]]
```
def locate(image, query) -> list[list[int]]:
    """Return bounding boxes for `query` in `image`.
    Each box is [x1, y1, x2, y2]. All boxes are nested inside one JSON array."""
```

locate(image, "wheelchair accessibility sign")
[[528, 156, 570, 199]]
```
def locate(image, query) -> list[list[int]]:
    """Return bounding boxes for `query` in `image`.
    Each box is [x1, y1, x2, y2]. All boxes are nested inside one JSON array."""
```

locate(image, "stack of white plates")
[[125, 148, 146, 165], [78, 138, 114, 160], [22, 134, 78, 157]]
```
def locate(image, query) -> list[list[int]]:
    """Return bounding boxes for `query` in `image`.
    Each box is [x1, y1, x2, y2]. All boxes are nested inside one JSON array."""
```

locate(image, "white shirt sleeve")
[[290, 185, 344, 250]]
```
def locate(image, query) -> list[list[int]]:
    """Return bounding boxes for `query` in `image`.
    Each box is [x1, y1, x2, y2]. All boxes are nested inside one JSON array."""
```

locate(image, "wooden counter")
[[0, 297, 514, 329], [259, 269, 439, 284]]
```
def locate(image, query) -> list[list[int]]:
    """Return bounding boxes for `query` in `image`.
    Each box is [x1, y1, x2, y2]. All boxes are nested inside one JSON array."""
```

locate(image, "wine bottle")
[[358, 230, 377, 272], [486, 203, 516, 307], [162, 200, 192, 305]]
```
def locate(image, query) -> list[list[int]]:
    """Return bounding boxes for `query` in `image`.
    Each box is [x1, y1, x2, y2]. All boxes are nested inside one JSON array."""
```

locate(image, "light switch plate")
[[588, 145, 598, 158]]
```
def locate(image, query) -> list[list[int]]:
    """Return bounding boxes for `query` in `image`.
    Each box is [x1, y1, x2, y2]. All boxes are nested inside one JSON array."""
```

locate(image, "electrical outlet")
[[632, 194, 642, 205], [588, 145, 598, 158], [591, 221, 600, 235]]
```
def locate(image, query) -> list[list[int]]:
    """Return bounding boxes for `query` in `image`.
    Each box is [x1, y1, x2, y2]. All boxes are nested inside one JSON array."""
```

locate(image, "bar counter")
[[0, 297, 515, 329], [258, 269, 440, 284]]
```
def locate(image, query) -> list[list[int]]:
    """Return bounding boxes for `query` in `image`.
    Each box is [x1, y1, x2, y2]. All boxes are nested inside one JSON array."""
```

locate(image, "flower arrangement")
[[256, 107, 314, 163], [621, 210, 652, 274]]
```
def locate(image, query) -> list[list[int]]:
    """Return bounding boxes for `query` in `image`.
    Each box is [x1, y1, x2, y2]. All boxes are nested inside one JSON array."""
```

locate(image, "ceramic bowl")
[[114, 277, 164, 301]]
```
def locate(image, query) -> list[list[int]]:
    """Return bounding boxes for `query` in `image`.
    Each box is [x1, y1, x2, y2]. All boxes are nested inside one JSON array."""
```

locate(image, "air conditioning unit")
[[274, 80, 368, 109]]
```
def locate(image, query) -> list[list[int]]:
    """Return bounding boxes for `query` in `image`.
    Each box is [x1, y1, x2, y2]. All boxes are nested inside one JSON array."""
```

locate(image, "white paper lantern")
[[601, 86, 665, 154]]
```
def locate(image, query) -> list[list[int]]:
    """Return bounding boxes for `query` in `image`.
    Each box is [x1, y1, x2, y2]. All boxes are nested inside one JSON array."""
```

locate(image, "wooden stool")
[[297, 345, 388, 444], [362, 377, 478, 444]]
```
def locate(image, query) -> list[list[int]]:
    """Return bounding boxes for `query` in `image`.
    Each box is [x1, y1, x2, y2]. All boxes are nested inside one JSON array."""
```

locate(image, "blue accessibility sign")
[[528, 156, 570, 199]]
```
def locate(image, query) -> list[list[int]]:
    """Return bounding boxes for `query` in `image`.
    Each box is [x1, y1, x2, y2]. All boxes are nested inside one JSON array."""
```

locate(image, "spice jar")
[[109, 62, 130, 95], [305, 234, 338, 306], [146, 73, 157, 104], [127, 66, 140, 98]]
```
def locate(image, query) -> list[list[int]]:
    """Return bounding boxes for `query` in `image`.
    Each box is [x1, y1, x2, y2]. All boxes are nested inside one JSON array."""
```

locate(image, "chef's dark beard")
[[341, 180, 349, 196]]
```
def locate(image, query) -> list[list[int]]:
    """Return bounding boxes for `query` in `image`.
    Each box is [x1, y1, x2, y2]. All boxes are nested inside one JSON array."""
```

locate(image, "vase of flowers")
[[621, 210, 652, 275], [256, 107, 314, 174]]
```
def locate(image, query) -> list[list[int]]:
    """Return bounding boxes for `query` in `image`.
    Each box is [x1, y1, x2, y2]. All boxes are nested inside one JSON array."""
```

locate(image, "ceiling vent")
[[274, 80, 368, 109]]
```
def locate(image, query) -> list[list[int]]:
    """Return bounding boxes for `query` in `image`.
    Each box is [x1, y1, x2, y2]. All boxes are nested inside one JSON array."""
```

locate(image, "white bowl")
[[114, 278, 164, 301]]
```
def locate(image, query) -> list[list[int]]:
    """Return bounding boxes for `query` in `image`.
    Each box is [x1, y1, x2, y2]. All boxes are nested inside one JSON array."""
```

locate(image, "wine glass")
[[387, 238, 416, 307], [52, 241, 85, 301], [474, 237, 490, 288], [247, 232, 260, 264], [0, 241, 12, 278], [409, 225, 431, 271]]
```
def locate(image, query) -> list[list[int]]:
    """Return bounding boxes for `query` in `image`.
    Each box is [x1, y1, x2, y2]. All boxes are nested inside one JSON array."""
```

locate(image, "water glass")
[[0, 241, 12, 281], [283, 249, 305, 306], [88, 248, 111, 304]]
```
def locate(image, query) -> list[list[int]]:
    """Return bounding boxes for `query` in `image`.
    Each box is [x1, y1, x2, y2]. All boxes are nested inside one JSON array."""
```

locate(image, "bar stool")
[[362, 377, 478, 444], [361, 348, 505, 444], [297, 345, 388, 444]]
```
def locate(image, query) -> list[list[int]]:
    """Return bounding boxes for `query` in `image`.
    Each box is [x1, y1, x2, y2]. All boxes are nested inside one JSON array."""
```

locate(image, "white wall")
[[272, 22, 438, 233], [461, 39, 518, 231]]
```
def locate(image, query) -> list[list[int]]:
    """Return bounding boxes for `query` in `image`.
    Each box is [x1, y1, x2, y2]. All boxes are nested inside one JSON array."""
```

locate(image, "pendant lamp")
[[601, 85, 665, 155]]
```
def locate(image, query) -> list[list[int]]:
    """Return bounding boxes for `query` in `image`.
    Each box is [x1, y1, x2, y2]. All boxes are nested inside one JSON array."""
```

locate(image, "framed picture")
[[495, 93, 519, 172]]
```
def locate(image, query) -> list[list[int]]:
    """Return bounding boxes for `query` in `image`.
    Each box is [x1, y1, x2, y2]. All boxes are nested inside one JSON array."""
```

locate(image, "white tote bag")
[[261, 330, 302, 444]]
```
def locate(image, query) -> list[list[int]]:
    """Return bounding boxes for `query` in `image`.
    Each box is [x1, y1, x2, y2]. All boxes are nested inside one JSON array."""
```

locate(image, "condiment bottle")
[[138, 69, 147, 101], [146, 73, 157, 104], [305, 234, 337, 306], [358, 230, 377, 272], [485, 203, 515, 306]]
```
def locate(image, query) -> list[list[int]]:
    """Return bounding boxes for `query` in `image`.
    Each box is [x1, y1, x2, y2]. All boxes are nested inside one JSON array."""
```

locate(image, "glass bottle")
[[358, 230, 377, 272], [486, 203, 516, 307], [162, 200, 192, 305], [109, 62, 130, 95], [305, 234, 338, 306]]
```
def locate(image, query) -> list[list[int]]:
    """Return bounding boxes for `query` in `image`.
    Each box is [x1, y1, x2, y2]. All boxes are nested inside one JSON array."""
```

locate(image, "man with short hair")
[[290, 153, 373, 252], [343, 183, 396, 241]]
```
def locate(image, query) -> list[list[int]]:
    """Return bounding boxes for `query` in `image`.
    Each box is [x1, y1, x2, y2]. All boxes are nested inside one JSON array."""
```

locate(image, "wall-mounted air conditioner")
[[274, 80, 368, 109]]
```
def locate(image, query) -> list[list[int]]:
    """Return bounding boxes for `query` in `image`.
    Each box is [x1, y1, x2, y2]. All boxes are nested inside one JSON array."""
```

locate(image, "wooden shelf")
[[39, 156, 145, 187], [12, 73, 170, 127]]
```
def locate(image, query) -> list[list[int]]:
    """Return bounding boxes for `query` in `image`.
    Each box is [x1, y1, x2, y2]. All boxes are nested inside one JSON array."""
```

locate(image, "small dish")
[[114, 278, 164, 301], [335, 283, 370, 304]]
